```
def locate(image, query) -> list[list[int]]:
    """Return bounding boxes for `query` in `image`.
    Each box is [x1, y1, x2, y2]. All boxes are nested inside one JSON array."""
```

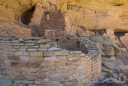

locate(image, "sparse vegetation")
[[106, 72, 113, 78]]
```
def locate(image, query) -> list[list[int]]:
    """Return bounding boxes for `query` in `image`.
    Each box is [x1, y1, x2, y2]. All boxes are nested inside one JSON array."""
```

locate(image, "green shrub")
[[105, 72, 113, 78]]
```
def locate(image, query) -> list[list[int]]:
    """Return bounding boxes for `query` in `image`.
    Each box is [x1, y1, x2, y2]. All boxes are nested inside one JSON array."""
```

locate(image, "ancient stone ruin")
[[12, 28, 32, 37], [0, 34, 101, 86], [0, 1, 122, 86], [0, 0, 127, 86]]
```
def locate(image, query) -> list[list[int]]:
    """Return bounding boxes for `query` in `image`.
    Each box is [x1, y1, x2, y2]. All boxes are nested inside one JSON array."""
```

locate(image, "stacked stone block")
[[12, 28, 31, 37], [0, 36, 101, 86]]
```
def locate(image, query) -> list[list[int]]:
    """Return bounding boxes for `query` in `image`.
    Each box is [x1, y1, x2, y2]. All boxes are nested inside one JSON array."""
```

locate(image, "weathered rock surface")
[[102, 58, 125, 70], [1, 0, 128, 32], [102, 66, 111, 72], [100, 72, 107, 79], [79, 36, 121, 56], [120, 33, 128, 50]]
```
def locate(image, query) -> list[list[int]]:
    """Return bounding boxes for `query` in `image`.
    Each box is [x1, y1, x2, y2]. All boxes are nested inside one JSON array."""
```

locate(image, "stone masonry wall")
[[0, 36, 101, 86], [12, 28, 31, 37]]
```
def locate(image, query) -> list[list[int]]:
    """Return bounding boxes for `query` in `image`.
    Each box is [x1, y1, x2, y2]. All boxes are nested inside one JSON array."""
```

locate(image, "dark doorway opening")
[[21, 6, 35, 25]]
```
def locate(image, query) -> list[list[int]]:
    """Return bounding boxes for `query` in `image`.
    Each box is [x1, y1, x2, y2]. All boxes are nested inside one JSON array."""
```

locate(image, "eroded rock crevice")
[[21, 5, 36, 25]]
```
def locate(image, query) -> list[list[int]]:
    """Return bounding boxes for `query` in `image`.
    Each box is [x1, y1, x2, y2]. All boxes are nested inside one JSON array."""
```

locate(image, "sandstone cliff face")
[[66, 0, 128, 32], [1, 0, 128, 32], [0, 0, 37, 32], [0, 0, 37, 22]]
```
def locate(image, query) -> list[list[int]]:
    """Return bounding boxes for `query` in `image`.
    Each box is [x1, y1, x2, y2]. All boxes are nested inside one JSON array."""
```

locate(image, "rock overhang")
[[1, 0, 128, 32]]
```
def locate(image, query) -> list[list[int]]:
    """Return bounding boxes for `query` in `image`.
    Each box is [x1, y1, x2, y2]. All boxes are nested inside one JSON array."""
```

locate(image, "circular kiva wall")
[[0, 35, 101, 86]]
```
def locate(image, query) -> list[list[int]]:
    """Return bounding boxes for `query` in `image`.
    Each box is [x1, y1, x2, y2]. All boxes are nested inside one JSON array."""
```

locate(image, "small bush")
[[106, 72, 113, 78]]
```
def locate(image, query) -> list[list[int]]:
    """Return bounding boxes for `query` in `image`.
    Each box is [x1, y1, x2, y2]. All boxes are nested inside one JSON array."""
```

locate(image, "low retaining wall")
[[0, 36, 101, 86]]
